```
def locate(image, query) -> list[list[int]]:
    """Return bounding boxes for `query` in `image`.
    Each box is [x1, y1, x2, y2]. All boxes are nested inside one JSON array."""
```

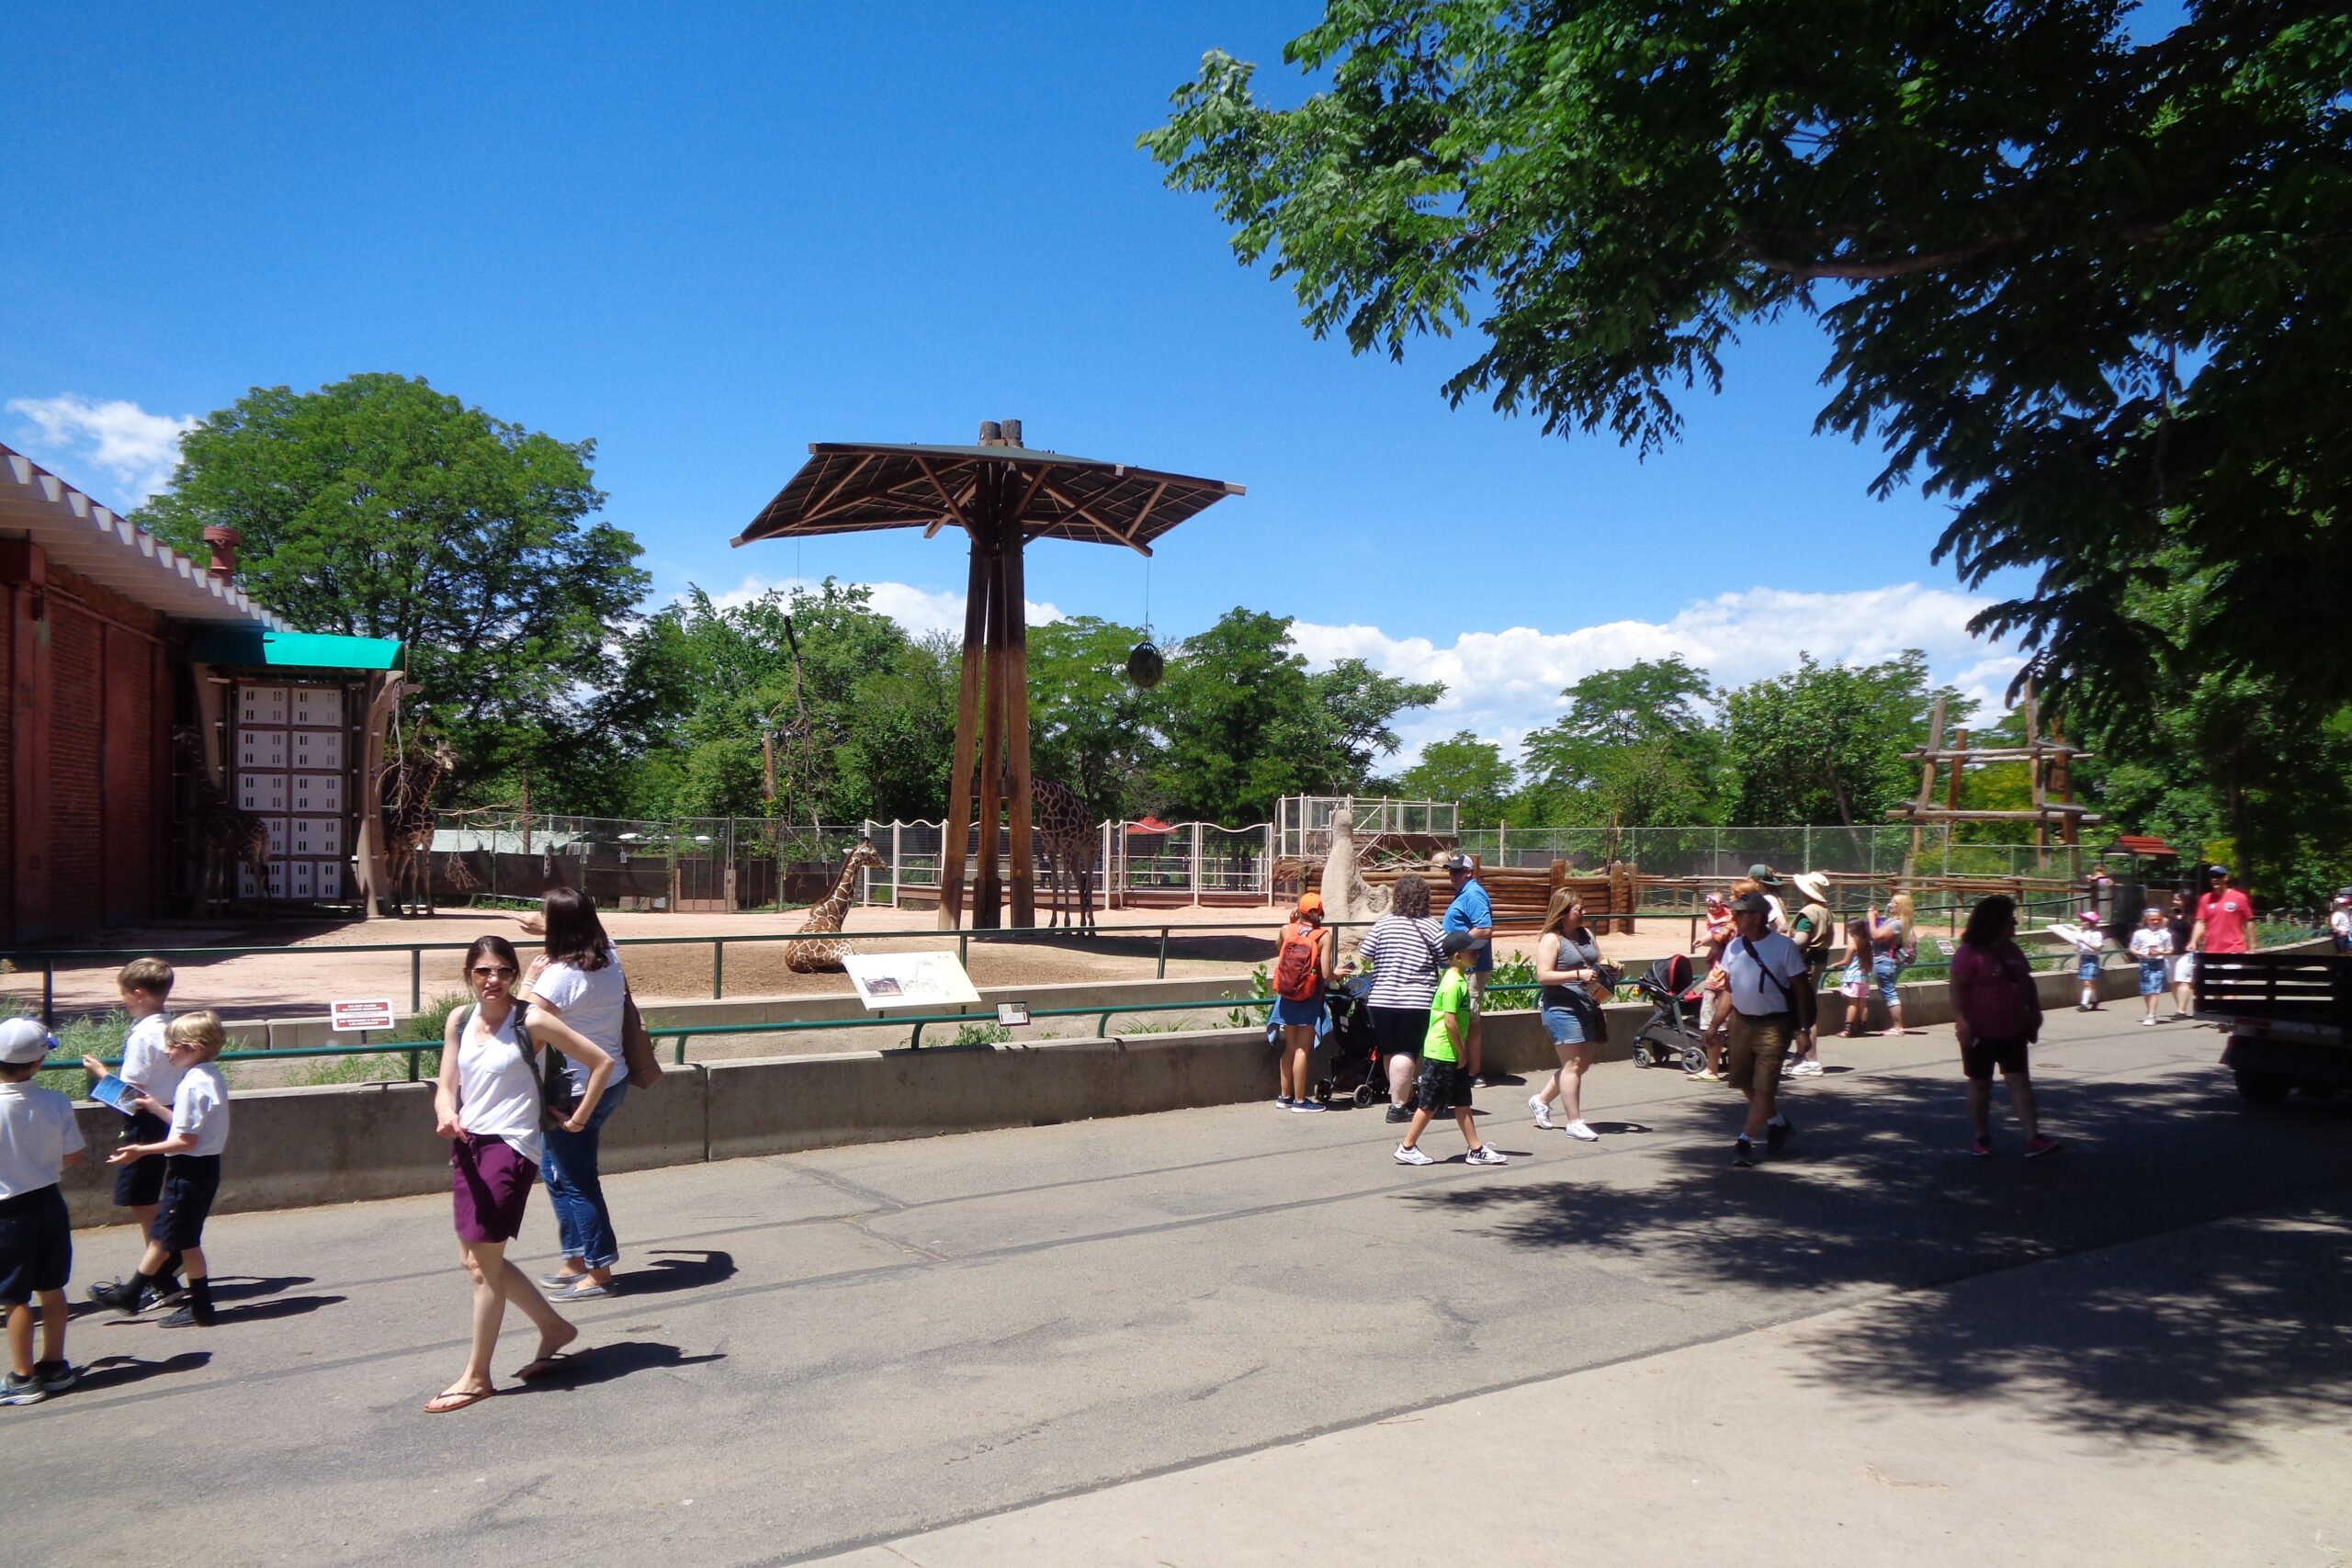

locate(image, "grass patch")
[[291, 992, 468, 1085]]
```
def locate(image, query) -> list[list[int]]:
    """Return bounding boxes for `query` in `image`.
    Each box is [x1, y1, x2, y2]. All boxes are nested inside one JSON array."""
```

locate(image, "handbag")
[[620, 985, 662, 1089]]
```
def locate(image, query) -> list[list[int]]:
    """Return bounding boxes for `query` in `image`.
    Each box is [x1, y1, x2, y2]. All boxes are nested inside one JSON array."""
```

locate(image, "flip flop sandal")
[[513, 1348, 594, 1382], [424, 1386, 495, 1414], [558, 1280, 613, 1301]]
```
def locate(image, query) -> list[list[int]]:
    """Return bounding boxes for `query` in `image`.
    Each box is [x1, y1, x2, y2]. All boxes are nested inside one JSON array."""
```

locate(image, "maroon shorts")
[[451, 1134, 537, 1244]]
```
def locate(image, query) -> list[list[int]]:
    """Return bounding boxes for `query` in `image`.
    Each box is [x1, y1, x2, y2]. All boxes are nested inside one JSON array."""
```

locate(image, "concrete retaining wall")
[[58, 961, 2150, 1227]]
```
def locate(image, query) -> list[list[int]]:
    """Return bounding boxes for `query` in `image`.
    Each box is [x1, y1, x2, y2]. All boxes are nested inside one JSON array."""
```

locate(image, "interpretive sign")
[[842, 953, 982, 1011]]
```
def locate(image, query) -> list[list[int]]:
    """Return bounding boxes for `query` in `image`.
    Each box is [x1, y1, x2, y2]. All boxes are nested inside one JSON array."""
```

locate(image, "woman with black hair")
[[1948, 896, 2059, 1159], [426, 934, 614, 1413], [520, 888, 632, 1300]]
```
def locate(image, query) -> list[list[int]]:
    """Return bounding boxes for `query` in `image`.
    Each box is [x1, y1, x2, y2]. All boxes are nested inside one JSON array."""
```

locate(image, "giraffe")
[[785, 838, 886, 972], [1030, 777, 1099, 932], [174, 728, 272, 916], [379, 738, 456, 917]]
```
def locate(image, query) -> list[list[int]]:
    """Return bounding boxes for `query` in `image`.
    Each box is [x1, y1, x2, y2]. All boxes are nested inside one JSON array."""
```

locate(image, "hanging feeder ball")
[[1125, 641, 1165, 690]]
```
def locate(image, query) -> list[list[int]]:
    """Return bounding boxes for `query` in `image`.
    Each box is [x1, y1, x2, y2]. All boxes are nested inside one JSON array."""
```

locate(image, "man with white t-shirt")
[[1719, 891, 1816, 1168]]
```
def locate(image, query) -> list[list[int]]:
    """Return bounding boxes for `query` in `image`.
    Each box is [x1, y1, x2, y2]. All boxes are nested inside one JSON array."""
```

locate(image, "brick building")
[[1, 443, 402, 945]]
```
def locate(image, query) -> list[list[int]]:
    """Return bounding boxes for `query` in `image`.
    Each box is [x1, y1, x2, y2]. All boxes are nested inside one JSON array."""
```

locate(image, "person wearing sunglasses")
[[424, 934, 613, 1415]]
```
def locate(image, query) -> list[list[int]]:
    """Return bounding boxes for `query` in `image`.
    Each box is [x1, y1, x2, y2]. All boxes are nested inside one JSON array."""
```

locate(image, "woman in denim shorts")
[[1529, 889, 1607, 1142]]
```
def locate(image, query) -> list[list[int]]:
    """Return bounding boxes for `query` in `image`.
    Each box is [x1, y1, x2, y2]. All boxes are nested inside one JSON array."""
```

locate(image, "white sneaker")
[[1563, 1121, 1600, 1142], [1394, 1144, 1435, 1166], [1790, 1060, 1825, 1077], [1465, 1145, 1509, 1166], [2140, 1017, 2156, 1026], [1528, 1095, 1555, 1130]]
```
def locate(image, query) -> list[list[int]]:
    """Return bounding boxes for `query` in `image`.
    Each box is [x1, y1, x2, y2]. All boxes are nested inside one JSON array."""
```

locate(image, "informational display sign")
[[842, 953, 982, 1011], [996, 1002, 1031, 1028], [330, 998, 396, 1032]]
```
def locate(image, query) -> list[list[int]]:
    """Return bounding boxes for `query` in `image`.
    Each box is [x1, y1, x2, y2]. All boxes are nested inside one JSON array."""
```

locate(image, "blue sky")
[[3, 2, 2173, 760]]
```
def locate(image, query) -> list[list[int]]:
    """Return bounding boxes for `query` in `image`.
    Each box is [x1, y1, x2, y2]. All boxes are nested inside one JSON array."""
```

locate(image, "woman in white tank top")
[[425, 934, 613, 1415]]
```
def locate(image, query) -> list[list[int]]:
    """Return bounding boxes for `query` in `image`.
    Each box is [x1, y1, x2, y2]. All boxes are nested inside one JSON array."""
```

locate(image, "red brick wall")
[[103, 623, 156, 924], [48, 602, 107, 940], [0, 587, 13, 944]]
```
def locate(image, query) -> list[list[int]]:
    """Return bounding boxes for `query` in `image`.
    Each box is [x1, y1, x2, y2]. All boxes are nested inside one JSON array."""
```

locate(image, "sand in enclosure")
[[2, 902, 1703, 1022]]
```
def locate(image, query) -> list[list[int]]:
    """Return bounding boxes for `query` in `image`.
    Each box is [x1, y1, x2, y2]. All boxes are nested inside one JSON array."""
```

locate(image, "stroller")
[[1312, 973, 1385, 1107], [1630, 953, 1711, 1074]]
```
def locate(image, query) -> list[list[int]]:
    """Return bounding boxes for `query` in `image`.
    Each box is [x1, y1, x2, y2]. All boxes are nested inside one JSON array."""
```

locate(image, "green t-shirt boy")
[[1423, 965, 1470, 1063]]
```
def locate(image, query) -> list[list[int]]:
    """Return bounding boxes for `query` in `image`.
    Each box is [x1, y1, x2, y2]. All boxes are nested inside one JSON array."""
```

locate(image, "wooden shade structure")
[[733, 421, 1243, 929]]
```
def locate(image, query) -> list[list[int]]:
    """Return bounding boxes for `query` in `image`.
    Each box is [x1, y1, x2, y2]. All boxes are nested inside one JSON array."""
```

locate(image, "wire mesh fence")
[[1454, 824, 2093, 883]]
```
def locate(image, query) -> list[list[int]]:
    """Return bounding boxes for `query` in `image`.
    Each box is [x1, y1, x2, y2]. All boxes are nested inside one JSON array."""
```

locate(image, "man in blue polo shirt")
[[1441, 853, 1496, 1083]]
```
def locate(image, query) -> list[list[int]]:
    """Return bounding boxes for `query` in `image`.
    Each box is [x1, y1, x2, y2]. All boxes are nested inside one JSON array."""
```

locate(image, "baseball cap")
[[2081, 908, 2100, 922], [1439, 929, 1477, 955], [2207, 863, 2230, 877], [1441, 852, 1475, 874], [1747, 863, 1781, 886], [1296, 891, 1325, 916], [0, 1017, 57, 1066], [1729, 891, 1772, 915]]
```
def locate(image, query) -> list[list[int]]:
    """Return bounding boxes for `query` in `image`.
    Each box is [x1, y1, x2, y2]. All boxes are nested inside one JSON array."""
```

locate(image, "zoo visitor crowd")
[[0, 861, 2290, 1409]]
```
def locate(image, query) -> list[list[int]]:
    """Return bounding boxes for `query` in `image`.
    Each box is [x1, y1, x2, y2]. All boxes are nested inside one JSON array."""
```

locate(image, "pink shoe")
[[2023, 1135, 2061, 1159]]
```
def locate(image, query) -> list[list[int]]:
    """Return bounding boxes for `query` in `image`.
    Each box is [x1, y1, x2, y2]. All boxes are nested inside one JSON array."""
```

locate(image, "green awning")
[[187, 628, 404, 672]]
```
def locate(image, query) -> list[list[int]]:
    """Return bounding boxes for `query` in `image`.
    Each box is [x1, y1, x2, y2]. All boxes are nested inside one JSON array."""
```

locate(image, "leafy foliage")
[[1388, 730, 1515, 826], [1521, 658, 1722, 829], [1721, 652, 1968, 827], [1145, 4, 2352, 716]]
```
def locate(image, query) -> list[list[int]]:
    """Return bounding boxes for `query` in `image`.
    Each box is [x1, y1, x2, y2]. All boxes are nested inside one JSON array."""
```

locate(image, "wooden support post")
[[1907, 697, 1946, 881], [2051, 716, 2079, 848], [1946, 729, 1966, 811], [354, 671, 403, 919], [1001, 500, 1035, 929], [938, 529, 989, 930], [972, 491, 1007, 930]]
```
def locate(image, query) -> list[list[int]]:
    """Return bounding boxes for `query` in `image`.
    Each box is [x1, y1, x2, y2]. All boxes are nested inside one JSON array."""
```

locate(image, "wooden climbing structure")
[[734, 422, 1243, 930], [1883, 690, 2100, 870]]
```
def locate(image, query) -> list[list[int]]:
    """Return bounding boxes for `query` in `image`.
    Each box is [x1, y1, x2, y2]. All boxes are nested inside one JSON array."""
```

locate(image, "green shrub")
[[292, 992, 467, 1086], [949, 1021, 1013, 1047]]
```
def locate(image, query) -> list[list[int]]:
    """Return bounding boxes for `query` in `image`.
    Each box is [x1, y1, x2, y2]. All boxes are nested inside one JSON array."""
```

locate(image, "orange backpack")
[[1272, 921, 1324, 1001]]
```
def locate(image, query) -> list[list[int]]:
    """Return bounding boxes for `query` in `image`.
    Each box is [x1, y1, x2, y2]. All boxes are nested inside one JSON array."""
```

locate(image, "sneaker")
[[2023, 1135, 2062, 1159], [1274, 1095, 1295, 1109], [1971, 1135, 1993, 1158], [33, 1360, 76, 1393], [1290, 1099, 1326, 1113], [1384, 1104, 1412, 1124], [1394, 1144, 1435, 1166], [2140, 1017, 2156, 1027], [1766, 1114, 1793, 1156], [1789, 1060, 1825, 1078], [137, 1282, 184, 1313], [1732, 1137, 1755, 1168], [1528, 1095, 1555, 1130], [1465, 1145, 1509, 1166], [86, 1279, 145, 1316], [158, 1305, 217, 1328], [1, 1371, 47, 1406], [1563, 1121, 1600, 1142]]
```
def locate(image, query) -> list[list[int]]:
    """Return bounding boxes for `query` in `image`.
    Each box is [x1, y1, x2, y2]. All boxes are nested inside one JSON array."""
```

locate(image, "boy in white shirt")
[[83, 957, 184, 1311], [0, 1018, 85, 1404], [104, 1012, 232, 1328]]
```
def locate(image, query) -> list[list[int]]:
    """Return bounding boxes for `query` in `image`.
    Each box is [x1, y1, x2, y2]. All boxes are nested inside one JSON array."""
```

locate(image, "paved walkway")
[[13, 1010, 2350, 1567]]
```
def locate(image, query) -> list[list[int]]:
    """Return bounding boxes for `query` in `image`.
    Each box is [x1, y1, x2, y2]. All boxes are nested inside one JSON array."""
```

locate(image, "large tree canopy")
[[1144, 4, 2352, 715], [140, 374, 648, 787]]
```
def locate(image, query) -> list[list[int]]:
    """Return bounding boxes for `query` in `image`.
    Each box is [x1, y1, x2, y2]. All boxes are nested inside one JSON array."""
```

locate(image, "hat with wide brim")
[[1791, 872, 1832, 904]]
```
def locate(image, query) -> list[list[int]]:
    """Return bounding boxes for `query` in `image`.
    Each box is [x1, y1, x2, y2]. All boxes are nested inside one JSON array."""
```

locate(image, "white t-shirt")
[[1764, 894, 1790, 937], [2130, 927, 2175, 960], [457, 1003, 544, 1165], [531, 944, 626, 1093], [2331, 908, 2351, 941], [0, 1081, 85, 1198], [120, 1011, 184, 1106], [1721, 931, 1811, 1017], [169, 1065, 231, 1158]]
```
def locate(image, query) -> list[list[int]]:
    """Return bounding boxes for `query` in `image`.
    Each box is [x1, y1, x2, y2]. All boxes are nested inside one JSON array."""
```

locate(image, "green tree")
[[1145, 5, 2352, 714], [1521, 658, 1722, 829], [139, 374, 647, 790], [1027, 616, 1159, 820], [1389, 731, 1515, 827], [1721, 651, 1966, 827]]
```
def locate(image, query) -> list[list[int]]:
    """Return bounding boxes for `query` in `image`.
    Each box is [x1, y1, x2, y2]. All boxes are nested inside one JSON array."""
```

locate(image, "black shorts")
[[1415, 1058, 1472, 1113], [153, 1156, 222, 1251], [1367, 1006, 1425, 1064], [1962, 1036, 2031, 1081], [0, 1186, 74, 1305], [112, 1111, 169, 1206]]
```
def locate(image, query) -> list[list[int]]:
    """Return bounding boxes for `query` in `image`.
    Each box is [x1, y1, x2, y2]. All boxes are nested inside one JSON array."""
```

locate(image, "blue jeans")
[[542, 1082, 627, 1270], [1872, 955, 1903, 1008]]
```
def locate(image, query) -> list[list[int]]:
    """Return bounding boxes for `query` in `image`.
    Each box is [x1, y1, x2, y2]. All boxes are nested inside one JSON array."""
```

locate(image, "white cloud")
[[700, 574, 1065, 638], [5, 393, 197, 502], [1285, 583, 2024, 764]]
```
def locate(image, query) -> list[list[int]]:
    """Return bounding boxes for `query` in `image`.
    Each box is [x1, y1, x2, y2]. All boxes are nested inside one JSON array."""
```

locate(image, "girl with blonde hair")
[[1530, 889, 1607, 1141]]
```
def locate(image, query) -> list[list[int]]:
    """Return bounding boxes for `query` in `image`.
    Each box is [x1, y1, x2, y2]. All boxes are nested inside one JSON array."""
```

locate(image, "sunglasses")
[[470, 964, 518, 979]]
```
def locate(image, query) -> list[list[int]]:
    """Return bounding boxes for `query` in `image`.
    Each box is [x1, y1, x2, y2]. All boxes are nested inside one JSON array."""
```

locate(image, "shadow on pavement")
[[72, 1351, 211, 1391], [1401, 1068, 2352, 1450], [509, 1339, 727, 1393], [207, 1274, 314, 1303], [210, 1294, 346, 1325], [627, 1249, 737, 1295]]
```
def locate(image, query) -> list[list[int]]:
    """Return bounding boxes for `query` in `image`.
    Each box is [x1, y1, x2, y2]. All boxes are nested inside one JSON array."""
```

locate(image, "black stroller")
[[1630, 953, 1711, 1074], [1312, 973, 1385, 1107]]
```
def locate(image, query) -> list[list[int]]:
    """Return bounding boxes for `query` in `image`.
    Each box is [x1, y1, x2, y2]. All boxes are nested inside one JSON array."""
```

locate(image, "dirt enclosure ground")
[[4, 902, 1701, 1024]]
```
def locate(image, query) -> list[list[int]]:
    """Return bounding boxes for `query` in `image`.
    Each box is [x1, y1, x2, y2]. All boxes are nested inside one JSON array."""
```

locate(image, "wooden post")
[[972, 494, 1007, 930], [938, 522, 990, 930], [1907, 697, 1946, 881], [354, 671, 403, 919], [2051, 716, 2079, 848], [1001, 495, 1036, 929], [1946, 729, 1966, 810]]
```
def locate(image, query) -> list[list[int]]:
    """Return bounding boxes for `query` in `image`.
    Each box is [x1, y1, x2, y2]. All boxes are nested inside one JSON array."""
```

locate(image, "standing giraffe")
[[1030, 778, 1099, 932], [785, 838, 886, 972], [174, 728, 272, 916], [379, 739, 456, 917]]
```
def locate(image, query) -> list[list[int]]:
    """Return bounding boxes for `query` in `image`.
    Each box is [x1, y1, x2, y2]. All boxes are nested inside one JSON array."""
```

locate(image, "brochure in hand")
[[89, 1076, 142, 1117]]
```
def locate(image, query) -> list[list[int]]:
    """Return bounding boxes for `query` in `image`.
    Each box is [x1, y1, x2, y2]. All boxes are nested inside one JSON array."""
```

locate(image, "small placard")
[[330, 998, 395, 1032], [997, 1002, 1031, 1028]]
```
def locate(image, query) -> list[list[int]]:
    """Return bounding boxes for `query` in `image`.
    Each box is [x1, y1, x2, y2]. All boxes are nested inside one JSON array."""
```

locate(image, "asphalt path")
[[12, 1007, 2350, 1567]]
